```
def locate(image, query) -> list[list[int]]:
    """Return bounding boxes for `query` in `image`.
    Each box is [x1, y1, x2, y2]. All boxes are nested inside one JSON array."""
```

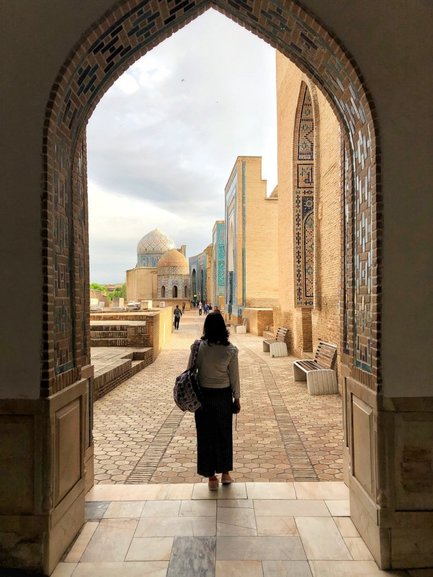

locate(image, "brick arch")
[[43, 0, 379, 394]]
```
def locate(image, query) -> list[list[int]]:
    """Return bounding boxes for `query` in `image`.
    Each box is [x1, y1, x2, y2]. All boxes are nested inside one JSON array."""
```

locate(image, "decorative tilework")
[[73, 135, 90, 372], [42, 0, 380, 394], [342, 142, 352, 355], [294, 83, 315, 307], [189, 253, 207, 302], [212, 222, 226, 300], [53, 139, 74, 376]]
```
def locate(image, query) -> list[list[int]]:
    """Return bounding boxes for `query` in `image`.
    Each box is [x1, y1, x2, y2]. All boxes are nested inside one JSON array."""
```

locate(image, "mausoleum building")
[[224, 156, 279, 324], [126, 228, 189, 306]]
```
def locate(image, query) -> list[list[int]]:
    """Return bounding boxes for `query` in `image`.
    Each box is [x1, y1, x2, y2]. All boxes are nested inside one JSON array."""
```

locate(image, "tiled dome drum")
[[136, 229, 175, 267], [157, 249, 190, 300]]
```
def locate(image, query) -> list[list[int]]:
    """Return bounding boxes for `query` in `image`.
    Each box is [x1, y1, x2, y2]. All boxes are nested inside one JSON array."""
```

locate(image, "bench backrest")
[[314, 340, 337, 369], [275, 327, 288, 342]]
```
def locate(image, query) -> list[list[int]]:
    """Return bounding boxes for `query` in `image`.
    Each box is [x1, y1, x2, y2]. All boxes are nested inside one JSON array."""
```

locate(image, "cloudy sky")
[[87, 8, 277, 284]]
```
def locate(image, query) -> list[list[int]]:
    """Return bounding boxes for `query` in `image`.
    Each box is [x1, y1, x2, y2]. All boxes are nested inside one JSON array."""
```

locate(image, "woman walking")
[[187, 312, 240, 490]]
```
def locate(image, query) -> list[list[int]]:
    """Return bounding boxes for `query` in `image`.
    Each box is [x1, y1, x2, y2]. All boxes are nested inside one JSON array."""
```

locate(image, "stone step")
[[91, 338, 129, 347], [93, 348, 153, 400], [91, 324, 130, 331], [90, 330, 128, 338]]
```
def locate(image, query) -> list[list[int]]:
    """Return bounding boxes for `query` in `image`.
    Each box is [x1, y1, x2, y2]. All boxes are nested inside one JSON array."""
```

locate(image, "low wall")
[[242, 308, 274, 336], [90, 309, 173, 360], [152, 306, 173, 360], [94, 349, 153, 400]]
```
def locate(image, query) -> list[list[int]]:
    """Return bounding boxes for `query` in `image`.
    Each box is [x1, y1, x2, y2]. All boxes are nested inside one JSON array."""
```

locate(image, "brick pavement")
[[93, 312, 343, 484]]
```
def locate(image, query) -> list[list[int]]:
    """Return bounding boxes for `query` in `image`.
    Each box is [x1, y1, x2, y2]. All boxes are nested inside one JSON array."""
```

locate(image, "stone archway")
[[40, 0, 381, 572]]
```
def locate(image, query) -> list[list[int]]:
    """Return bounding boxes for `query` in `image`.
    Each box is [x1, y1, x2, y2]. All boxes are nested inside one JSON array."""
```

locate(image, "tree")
[[108, 284, 126, 301], [90, 283, 107, 294]]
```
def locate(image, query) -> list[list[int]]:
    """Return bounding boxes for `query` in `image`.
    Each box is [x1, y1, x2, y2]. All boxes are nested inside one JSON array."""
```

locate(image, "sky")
[[87, 8, 277, 284]]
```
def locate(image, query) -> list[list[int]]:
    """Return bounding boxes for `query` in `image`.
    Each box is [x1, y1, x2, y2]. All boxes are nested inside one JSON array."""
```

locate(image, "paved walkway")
[[93, 312, 343, 484], [52, 480, 410, 577], [54, 320, 408, 576]]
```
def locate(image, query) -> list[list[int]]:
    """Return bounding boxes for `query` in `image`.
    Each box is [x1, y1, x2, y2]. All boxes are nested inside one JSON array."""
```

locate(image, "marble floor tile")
[[125, 537, 174, 561], [103, 501, 145, 518], [85, 484, 162, 502], [167, 536, 215, 577], [51, 563, 77, 577], [64, 522, 99, 563], [295, 517, 351, 560], [217, 536, 306, 561], [246, 482, 296, 500], [256, 516, 298, 537], [309, 560, 406, 576], [254, 499, 330, 517], [262, 560, 313, 577], [192, 482, 247, 500], [71, 561, 168, 577], [343, 537, 374, 561], [156, 483, 194, 500], [325, 500, 350, 517], [180, 499, 216, 517], [294, 482, 349, 501], [85, 501, 110, 520], [216, 560, 264, 577], [141, 500, 181, 517], [80, 518, 138, 562], [333, 517, 359, 537], [218, 499, 253, 509], [217, 507, 257, 536], [136, 515, 216, 537]]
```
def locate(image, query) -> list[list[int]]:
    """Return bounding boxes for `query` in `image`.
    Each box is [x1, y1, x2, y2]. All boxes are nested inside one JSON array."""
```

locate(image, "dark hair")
[[201, 312, 230, 345]]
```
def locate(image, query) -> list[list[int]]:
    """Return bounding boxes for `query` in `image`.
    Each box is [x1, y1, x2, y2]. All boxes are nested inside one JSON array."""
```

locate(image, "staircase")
[[90, 324, 129, 347], [92, 348, 153, 400]]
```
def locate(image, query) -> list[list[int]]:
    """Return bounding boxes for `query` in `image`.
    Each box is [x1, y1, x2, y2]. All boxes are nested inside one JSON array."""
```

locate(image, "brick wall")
[[242, 308, 274, 336], [126, 267, 158, 301], [276, 54, 341, 359], [90, 309, 173, 360], [311, 88, 342, 356], [243, 157, 279, 307]]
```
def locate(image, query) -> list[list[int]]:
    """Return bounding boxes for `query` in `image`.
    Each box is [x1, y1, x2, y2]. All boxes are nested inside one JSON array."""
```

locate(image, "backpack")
[[173, 340, 202, 412]]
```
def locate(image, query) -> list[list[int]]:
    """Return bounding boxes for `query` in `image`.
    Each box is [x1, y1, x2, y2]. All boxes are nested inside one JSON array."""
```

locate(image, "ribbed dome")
[[157, 249, 188, 272], [137, 229, 175, 255]]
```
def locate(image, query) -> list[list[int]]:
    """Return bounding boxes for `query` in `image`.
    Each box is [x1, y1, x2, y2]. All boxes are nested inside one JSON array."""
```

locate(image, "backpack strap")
[[190, 339, 201, 370]]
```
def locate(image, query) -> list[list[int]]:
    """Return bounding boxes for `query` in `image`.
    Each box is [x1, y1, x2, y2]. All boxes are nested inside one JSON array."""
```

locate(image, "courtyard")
[[53, 324, 394, 577], [93, 311, 343, 485]]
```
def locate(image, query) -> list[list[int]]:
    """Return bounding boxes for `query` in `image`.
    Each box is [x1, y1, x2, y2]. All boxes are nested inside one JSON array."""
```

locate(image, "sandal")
[[208, 476, 219, 491], [221, 473, 234, 485]]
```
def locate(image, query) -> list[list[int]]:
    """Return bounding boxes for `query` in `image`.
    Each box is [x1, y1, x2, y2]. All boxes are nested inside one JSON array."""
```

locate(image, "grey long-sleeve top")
[[187, 340, 240, 399]]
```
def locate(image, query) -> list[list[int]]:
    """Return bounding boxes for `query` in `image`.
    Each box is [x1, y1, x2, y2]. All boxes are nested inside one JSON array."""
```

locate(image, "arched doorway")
[[41, 0, 382, 571], [191, 268, 197, 302]]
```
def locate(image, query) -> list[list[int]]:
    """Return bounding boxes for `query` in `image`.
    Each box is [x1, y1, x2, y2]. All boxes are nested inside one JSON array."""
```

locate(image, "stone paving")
[[55, 482, 409, 577], [52, 481, 406, 577], [93, 312, 344, 484]]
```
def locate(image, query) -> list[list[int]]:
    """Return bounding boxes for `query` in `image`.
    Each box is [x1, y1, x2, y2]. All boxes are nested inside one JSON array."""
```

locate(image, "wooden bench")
[[263, 327, 288, 357], [293, 340, 338, 395]]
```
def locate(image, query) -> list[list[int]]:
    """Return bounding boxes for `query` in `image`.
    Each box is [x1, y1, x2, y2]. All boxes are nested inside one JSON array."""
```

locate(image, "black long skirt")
[[194, 386, 233, 477]]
